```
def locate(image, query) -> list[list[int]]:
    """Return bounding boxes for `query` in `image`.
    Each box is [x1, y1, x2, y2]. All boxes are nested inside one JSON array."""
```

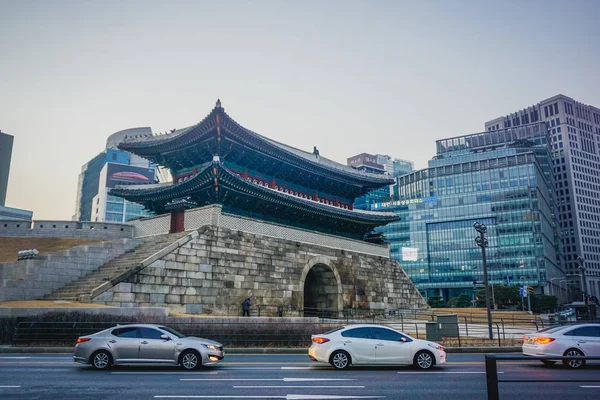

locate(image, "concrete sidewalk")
[[0, 346, 521, 354]]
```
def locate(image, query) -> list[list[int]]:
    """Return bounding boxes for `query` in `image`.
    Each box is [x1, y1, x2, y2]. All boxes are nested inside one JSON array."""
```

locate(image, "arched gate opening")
[[303, 264, 339, 318]]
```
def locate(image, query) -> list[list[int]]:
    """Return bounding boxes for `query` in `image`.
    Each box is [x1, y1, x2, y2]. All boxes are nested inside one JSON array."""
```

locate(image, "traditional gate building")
[[40, 101, 427, 314]]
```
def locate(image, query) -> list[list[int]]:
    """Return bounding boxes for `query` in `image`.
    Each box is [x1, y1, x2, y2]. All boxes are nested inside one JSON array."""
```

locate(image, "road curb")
[[0, 346, 521, 354]]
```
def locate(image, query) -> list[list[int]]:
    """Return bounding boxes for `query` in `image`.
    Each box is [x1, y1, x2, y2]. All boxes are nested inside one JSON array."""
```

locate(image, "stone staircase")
[[44, 232, 190, 302]]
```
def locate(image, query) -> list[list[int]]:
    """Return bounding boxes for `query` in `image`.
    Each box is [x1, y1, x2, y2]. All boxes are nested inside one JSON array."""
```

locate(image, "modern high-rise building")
[[367, 123, 563, 303], [347, 153, 414, 209], [486, 95, 600, 302], [0, 130, 14, 207], [73, 127, 157, 222], [91, 162, 156, 223]]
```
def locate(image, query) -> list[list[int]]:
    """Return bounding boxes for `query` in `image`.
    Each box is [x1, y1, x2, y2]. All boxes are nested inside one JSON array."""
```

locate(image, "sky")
[[1, 0, 599, 220]]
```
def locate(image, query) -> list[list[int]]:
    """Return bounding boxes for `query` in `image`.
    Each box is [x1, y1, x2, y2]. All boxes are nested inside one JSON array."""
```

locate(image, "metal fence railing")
[[9, 317, 535, 348], [11, 321, 340, 347], [485, 354, 600, 400], [8, 307, 597, 348]]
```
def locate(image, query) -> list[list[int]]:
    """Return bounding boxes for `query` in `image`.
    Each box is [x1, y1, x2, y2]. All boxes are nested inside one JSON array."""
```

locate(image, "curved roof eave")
[[117, 102, 394, 186], [110, 161, 399, 224]]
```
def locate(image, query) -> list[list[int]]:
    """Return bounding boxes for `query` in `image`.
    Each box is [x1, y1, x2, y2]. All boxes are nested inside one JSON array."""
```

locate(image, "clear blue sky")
[[1, 0, 599, 220]]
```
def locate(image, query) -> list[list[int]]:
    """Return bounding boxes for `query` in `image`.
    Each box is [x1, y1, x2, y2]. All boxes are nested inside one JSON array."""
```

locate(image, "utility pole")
[[577, 256, 587, 302], [474, 222, 493, 340]]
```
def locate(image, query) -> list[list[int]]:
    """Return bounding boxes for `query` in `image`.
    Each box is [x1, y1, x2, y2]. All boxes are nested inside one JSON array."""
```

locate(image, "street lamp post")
[[549, 277, 563, 297], [474, 222, 493, 340], [520, 275, 531, 312], [576, 256, 587, 302], [559, 280, 568, 304], [471, 266, 495, 309]]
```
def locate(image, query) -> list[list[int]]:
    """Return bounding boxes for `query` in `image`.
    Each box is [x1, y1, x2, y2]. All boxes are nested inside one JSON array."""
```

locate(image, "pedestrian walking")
[[242, 297, 252, 317]]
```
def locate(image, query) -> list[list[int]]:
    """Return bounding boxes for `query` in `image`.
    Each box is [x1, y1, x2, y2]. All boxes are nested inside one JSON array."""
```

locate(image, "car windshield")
[[323, 327, 344, 335], [158, 326, 186, 338]]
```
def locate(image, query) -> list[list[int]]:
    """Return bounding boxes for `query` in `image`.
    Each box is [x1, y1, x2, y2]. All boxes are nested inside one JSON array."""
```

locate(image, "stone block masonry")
[[0, 238, 141, 302], [0, 220, 133, 239], [96, 225, 427, 314]]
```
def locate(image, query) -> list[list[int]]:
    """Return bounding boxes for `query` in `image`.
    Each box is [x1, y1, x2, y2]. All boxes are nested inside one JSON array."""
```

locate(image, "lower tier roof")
[[110, 160, 398, 238]]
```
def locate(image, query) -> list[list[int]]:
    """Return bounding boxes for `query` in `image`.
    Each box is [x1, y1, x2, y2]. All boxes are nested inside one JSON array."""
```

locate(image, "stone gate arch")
[[299, 256, 343, 317]]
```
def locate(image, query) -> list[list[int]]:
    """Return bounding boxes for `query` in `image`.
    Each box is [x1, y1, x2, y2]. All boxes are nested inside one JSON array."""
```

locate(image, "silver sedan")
[[73, 324, 224, 370]]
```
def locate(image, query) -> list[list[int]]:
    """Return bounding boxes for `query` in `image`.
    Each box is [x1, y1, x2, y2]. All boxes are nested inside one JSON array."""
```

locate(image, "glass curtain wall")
[[372, 124, 562, 301]]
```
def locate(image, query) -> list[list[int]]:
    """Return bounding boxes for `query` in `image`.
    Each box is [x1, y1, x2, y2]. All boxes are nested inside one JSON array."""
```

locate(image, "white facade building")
[[91, 162, 156, 223]]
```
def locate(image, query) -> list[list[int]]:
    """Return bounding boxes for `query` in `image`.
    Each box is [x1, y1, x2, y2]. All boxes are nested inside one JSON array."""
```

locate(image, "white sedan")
[[522, 323, 600, 369], [308, 324, 446, 370]]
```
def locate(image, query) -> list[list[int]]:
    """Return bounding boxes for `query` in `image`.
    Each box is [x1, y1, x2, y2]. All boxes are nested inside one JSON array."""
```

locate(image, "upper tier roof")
[[118, 100, 394, 189]]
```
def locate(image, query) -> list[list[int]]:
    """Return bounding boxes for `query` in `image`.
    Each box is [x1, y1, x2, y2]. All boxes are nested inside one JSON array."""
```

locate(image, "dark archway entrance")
[[303, 264, 339, 317]]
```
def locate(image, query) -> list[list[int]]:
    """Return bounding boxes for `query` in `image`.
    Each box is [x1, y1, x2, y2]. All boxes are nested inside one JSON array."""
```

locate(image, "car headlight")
[[201, 344, 219, 351], [428, 343, 444, 351]]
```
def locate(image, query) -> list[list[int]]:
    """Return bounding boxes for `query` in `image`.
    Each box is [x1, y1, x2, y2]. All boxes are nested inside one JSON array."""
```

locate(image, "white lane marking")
[[287, 397, 383, 400], [580, 386, 600, 388], [155, 396, 384, 399], [397, 372, 504, 374], [181, 378, 356, 382], [0, 386, 21, 388], [233, 386, 365, 389], [221, 367, 294, 370], [112, 371, 219, 375], [155, 396, 283, 399], [281, 367, 317, 370], [0, 357, 31, 359]]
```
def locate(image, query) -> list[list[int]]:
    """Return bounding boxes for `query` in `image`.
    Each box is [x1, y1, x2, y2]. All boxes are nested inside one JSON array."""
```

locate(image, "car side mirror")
[[400, 337, 407, 342], [161, 334, 170, 341]]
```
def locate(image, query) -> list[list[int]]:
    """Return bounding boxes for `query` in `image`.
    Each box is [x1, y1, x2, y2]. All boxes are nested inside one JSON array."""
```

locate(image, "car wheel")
[[563, 349, 585, 369], [180, 350, 201, 370], [414, 350, 435, 370], [90, 350, 112, 370], [541, 360, 556, 367], [330, 350, 351, 370]]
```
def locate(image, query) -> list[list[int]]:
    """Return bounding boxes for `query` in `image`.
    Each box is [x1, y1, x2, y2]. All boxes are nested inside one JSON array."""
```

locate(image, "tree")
[[446, 293, 472, 308], [427, 295, 445, 308], [531, 295, 558, 313], [475, 285, 521, 308]]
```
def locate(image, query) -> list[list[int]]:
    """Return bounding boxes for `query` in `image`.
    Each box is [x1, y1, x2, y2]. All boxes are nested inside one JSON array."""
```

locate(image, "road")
[[0, 353, 599, 399]]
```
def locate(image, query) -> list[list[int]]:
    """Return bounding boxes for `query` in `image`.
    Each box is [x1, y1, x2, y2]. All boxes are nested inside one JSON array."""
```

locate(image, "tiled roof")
[[113, 182, 173, 191], [119, 101, 393, 185], [110, 160, 398, 223]]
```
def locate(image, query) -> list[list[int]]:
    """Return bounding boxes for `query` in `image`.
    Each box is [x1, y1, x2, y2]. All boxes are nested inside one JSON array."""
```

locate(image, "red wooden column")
[[170, 210, 185, 233]]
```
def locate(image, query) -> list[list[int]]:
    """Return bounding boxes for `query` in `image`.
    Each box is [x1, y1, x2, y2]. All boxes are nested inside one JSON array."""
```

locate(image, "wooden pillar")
[[170, 209, 185, 233]]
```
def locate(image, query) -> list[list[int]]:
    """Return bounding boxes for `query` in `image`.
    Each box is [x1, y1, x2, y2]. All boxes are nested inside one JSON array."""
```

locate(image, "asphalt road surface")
[[0, 353, 599, 399]]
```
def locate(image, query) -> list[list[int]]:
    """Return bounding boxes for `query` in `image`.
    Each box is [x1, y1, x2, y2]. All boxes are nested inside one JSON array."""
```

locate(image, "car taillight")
[[534, 337, 555, 345], [76, 337, 91, 344], [312, 337, 330, 344]]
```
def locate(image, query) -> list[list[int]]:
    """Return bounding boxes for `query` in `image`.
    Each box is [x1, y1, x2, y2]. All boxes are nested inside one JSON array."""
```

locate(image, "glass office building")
[[74, 128, 157, 222], [370, 123, 563, 301], [91, 161, 157, 223], [347, 154, 414, 210]]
